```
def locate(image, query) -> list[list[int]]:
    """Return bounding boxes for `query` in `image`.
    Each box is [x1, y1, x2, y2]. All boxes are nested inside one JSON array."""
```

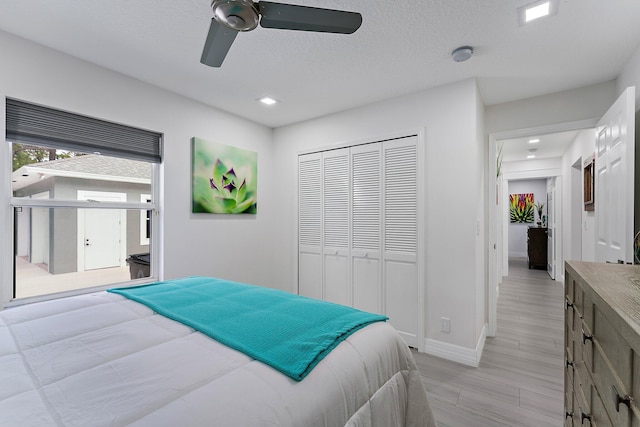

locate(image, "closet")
[[298, 135, 422, 347]]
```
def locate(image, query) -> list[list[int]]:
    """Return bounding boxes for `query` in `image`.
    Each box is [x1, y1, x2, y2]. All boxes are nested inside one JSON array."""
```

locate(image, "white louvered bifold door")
[[323, 148, 351, 305], [383, 136, 419, 347], [298, 153, 323, 300], [351, 143, 382, 314]]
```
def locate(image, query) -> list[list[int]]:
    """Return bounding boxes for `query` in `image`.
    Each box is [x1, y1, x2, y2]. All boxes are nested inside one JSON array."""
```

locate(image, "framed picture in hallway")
[[509, 193, 534, 223]]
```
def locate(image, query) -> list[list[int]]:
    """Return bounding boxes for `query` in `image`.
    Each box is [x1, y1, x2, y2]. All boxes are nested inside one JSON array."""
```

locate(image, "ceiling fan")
[[200, 0, 363, 67]]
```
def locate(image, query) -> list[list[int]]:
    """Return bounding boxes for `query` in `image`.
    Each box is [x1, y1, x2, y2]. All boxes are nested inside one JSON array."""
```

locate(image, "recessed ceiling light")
[[528, 138, 540, 144], [258, 96, 278, 106], [517, 0, 558, 26], [527, 154, 536, 159]]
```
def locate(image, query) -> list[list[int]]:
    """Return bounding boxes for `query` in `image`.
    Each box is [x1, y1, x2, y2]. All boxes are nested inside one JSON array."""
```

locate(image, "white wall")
[[486, 81, 617, 136], [272, 79, 486, 352], [617, 44, 640, 107], [506, 179, 547, 257], [0, 30, 279, 307]]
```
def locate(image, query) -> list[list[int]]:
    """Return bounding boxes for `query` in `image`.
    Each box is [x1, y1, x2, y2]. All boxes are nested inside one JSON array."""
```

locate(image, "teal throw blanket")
[[108, 277, 387, 381]]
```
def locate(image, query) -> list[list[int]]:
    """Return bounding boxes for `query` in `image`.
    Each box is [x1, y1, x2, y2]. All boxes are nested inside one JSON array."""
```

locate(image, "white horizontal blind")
[[352, 148, 380, 250], [298, 155, 322, 247], [384, 143, 417, 253], [323, 152, 349, 249]]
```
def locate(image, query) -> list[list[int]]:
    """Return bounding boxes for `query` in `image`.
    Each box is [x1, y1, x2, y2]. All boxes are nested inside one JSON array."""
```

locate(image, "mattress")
[[0, 289, 436, 427]]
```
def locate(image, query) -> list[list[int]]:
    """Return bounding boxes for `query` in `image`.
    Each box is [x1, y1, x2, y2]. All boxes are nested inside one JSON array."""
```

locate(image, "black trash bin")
[[126, 253, 150, 279]]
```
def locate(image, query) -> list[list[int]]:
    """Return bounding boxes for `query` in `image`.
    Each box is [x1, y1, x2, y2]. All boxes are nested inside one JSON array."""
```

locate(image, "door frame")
[[487, 118, 598, 337]]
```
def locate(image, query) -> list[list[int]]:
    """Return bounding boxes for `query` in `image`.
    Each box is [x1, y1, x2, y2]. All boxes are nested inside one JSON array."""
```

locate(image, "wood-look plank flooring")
[[414, 257, 564, 426]]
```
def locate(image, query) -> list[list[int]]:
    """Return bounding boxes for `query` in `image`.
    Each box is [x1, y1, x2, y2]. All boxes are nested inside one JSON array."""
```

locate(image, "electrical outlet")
[[441, 317, 450, 333]]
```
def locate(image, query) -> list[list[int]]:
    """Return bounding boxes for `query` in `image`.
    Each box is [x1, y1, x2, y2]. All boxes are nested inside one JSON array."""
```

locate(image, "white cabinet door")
[[595, 87, 635, 264], [351, 143, 382, 314], [298, 153, 322, 300], [383, 136, 418, 347], [323, 148, 350, 305]]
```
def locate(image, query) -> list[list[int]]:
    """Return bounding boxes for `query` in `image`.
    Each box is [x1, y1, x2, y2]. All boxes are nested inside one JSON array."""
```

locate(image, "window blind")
[[6, 98, 162, 163]]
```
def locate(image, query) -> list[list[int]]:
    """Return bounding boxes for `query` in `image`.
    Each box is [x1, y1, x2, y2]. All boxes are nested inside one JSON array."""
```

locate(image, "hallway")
[[415, 257, 565, 426]]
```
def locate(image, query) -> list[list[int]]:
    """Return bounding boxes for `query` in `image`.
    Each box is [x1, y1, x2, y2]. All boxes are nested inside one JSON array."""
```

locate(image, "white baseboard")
[[423, 324, 487, 367]]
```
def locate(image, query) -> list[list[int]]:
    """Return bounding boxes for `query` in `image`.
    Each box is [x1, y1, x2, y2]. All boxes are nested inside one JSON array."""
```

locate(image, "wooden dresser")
[[527, 227, 547, 269], [564, 261, 640, 426]]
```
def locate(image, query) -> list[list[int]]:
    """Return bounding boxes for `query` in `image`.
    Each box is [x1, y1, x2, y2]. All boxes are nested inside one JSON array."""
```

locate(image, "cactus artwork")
[[192, 137, 257, 214], [509, 193, 534, 223]]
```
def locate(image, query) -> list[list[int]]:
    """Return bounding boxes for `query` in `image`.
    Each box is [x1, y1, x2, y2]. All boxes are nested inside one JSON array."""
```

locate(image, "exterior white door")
[[84, 209, 121, 270], [77, 191, 126, 271], [595, 87, 635, 264]]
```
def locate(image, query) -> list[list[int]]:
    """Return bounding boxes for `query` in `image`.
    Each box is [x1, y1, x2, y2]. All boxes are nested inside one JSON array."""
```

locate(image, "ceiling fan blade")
[[258, 2, 362, 34], [200, 18, 239, 67]]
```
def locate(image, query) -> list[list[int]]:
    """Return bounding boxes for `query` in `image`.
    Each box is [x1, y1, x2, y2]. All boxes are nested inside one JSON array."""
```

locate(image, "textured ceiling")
[[0, 0, 639, 129]]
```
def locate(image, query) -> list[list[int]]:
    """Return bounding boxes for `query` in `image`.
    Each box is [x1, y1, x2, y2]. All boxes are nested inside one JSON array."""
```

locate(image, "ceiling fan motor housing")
[[211, 0, 260, 31]]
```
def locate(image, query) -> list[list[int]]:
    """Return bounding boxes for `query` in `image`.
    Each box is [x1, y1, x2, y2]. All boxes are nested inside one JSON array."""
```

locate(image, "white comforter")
[[0, 291, 436, 427]]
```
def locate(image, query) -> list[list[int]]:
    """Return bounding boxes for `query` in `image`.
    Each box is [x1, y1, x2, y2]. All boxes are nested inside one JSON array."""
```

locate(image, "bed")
[[0, 276, 436, 427]]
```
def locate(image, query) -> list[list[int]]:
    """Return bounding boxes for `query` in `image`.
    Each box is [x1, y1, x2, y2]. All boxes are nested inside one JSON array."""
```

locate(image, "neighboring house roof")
[[12, 154, 151, 190]]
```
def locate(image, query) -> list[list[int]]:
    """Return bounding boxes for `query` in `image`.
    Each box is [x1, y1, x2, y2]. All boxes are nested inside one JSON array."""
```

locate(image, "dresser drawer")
[[632, 354, 640, 427], [593, 305, 632, 391], [590, 384, 614, 427], [573, 279, 584, 318], [565, 365, 574, 416], [566, 276, 574, 304], [574, 356, 592, 416]]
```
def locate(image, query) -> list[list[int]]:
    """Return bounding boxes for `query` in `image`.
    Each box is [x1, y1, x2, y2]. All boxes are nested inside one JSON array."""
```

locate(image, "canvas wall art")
[[509, 193, 534, 223], [192, 137, 257, 214]]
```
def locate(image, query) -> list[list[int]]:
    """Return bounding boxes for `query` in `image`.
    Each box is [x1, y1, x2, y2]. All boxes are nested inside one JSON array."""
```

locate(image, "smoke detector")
[[452, 46, 473, 62]]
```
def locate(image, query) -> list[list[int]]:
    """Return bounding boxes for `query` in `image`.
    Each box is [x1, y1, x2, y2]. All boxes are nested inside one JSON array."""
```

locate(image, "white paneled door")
[[298, 134, 422, 348], [595, 87, 635, 264]]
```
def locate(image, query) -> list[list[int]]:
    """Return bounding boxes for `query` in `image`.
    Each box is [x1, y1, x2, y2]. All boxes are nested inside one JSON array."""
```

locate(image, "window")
[[7, 99, 162, 301]]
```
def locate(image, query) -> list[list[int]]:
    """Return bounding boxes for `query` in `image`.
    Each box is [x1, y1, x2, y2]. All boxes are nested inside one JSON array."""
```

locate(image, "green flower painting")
[[509, 193, 534, 223], [192, 137, 257, 214]]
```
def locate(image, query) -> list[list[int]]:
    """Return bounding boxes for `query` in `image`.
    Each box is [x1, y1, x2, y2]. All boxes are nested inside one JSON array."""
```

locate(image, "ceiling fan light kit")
[[201, 0, 363, 67], [212, 0, 260, 31]]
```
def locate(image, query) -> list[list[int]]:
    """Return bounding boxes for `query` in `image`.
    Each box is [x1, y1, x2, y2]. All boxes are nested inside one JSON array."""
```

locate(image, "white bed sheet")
[[0, 291, 436, 427]]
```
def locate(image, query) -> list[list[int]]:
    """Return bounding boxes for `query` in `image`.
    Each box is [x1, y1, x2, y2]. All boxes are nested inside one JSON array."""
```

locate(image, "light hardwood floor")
[[415, 257, 564, 427]]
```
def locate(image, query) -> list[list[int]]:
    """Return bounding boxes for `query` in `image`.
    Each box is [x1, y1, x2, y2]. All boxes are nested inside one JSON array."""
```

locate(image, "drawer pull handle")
[[579, 407, 591, 424], [565, 411, 573, 419], [565, 297, 574, 310], [565, 359, 574, 369], [581, 329, 593, 344], [612, 385, 632, 411]]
